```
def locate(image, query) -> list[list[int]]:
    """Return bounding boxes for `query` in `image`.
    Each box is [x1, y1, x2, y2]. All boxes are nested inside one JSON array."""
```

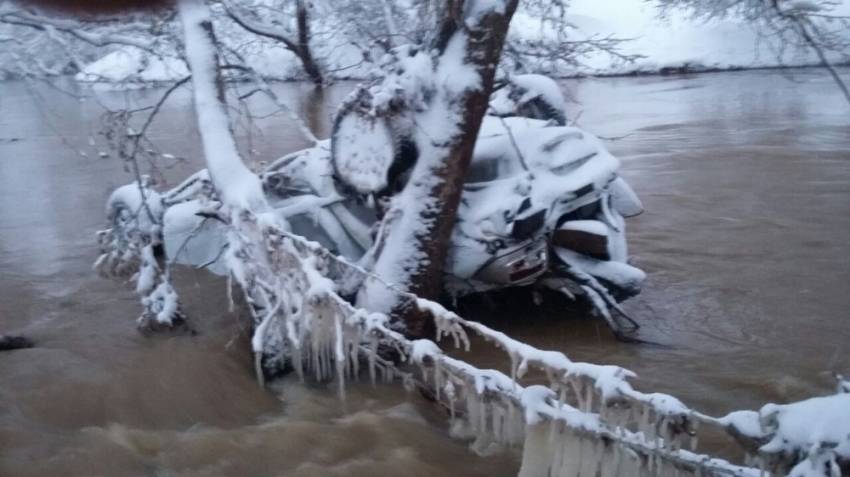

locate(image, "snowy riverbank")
[[75, 1, 839, 85]]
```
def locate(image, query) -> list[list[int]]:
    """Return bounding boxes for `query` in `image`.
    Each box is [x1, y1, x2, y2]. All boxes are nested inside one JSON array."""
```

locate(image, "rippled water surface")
[[1, 69, 848, 476]]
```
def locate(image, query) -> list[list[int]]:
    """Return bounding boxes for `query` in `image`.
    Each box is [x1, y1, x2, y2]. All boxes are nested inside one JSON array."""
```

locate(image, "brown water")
[[1, 69, 848, 476]]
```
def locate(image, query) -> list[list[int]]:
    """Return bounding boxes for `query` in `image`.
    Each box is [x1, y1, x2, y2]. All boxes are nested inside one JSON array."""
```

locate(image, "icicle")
[[227, 271, 235, 312], [552, 433, 566, 477], [350, 341, 359, 379], [447, 383, 456, 418], [325, 343, 333, 383], [689, 417, 699, 451], [368, 335, 378, 386], [505, 401, 516, 444], [286, 307, 304, 381], [652, 449, 660, 476], [333, 313, 345, 399], [560, 432, 582, 477], [491, 404, 502, 443], [655, 458, 667, 477], [315, 336, 324, 381], [578, 437, 599, 477], [254, 351, 265, 387], [652, 416, 664, 446], [600, 442, 617, 477], [518, 422, 555, 477], [342, 340, 352, 381], [494, 406, 505, 444], [617, 445, 628, 477], [435, 362, 443, 401], [466, 391, 479, 435], [549, 411, 560, 444], [570, 378, 583, 410], [594, 441, 605, 476], [517, 358, 529, 379], [610, 442, 622, 477], [626, 448, 644, 476], [550, 437, 562, 477], [479, 396, 488, 437], [639, 404, 651, 437]]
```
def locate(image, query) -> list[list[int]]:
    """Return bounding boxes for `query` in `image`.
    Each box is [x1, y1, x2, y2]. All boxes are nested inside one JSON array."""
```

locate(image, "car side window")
[[466, 157, 501, 183]]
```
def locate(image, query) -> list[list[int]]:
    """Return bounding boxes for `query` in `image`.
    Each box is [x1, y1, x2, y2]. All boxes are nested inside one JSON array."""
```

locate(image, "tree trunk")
[[178, 0, 265, 211], [360, 1, 519, 337], [294, 0, 324, 87], [222, 0, 324, 88]]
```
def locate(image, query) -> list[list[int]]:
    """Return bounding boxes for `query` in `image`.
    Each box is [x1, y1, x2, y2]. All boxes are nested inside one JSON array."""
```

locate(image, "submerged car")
[[112, 75, 646, 336], [448, 116, 645, 301], [260, 113, 645, 331]]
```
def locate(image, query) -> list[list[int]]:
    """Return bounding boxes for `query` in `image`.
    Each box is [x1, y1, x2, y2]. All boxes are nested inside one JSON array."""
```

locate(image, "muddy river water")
[[1, 69, 848, 476]]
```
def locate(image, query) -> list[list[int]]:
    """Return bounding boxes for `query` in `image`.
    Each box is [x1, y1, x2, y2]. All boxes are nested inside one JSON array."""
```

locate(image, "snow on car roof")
[[474, 119, 618, 175]]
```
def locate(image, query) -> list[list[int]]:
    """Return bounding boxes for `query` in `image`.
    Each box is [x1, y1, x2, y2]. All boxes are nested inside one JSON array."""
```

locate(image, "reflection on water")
[[1, 69, 848, 476]]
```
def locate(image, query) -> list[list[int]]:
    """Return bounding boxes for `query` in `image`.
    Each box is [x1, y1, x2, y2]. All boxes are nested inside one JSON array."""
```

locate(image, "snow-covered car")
[[259, 113, 645, 327], [450, 116, 645, 301], [109, 75, 645, 335]]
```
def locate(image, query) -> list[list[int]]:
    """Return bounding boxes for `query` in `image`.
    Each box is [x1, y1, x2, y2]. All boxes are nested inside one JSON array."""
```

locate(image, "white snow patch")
[[178, 0, 267, 213], [760, 393, 850, 460], [331, 114, 395, 194], [76, 47, 188, 83], [162, 199, 229, 275], [107, 182, 163, 235]]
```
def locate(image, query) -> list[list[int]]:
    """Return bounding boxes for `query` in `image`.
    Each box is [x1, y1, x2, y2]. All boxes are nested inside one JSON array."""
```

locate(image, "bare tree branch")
[[220, 0, 324, 85], [0, 9, 164, 53], [769, 0, 850, 105]]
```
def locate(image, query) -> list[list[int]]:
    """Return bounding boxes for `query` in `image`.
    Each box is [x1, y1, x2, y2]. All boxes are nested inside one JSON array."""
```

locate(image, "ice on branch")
[[178, 0, 268, 213], [95, 179, 184, 328]]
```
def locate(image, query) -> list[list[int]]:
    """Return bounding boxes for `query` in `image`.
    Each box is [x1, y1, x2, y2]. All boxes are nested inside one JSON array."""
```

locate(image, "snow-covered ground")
[[75, 1, 849, 84], [75, 37, 371, 83], [566, 0, 846, 74]]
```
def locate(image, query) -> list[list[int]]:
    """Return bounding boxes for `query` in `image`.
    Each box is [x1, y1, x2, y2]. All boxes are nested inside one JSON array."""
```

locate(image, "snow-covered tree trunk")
[[178, 0, 266, 212], [358, 0, 519, 337]]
